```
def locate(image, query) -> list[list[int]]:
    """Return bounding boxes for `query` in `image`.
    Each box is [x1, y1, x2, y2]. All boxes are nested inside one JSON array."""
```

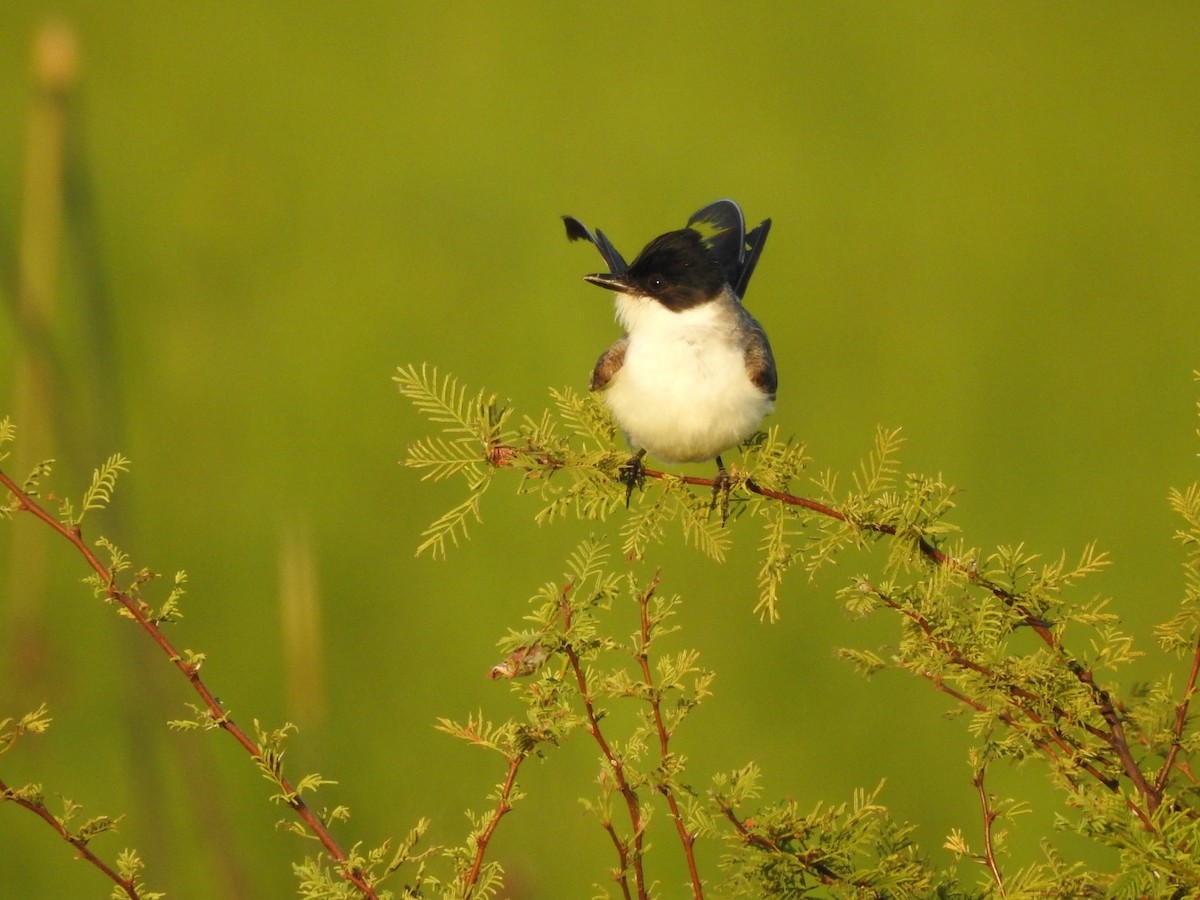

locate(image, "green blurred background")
[[2, 4, 1199, 897]]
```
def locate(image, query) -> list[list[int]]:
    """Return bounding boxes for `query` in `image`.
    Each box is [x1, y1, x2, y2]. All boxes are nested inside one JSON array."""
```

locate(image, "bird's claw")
[[710, 465, 733, 526], [618, 453, 646, 508]]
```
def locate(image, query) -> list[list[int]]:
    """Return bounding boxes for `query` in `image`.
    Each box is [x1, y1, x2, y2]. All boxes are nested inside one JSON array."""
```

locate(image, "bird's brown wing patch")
[[743, 319, 778, 397], [590, 336, 629, 392]]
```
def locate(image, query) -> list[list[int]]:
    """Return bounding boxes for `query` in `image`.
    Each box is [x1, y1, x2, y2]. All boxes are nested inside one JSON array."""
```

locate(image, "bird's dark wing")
[[742, 316, 778, 398], [733, 218, 772, 300], [563, 215, 629, 276], [688, 199, 772, 300], [687, 200, 746, 289], [589, 336, 628, 392]]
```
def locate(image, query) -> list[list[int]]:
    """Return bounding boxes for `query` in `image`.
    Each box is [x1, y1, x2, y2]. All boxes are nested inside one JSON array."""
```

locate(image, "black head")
[[583, 228, 724, 311]]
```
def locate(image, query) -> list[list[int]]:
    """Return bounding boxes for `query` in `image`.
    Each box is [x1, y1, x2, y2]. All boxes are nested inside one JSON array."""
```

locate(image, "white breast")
[[602, 293, 773, 464]]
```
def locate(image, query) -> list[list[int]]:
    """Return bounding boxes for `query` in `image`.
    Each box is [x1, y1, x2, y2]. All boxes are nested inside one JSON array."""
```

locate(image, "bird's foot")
[[618, 451, 647, 508], [710, 457, 733, 525]]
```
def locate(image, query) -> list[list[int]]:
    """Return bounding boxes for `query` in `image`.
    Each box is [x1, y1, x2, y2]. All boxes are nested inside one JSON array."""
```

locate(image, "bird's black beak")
[[583, 273, 628, 292]]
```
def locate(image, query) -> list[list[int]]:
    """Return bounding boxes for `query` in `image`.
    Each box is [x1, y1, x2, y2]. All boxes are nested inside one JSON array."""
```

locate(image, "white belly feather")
[[601, 294, 773, 464]]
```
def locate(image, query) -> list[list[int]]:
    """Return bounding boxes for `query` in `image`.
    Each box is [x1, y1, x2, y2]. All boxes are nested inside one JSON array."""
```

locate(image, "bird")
[[562, 199, 777, 522]]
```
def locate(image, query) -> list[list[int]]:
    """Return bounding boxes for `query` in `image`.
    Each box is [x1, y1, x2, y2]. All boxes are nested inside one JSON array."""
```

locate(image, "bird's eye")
[[650, 277, 663, 290]]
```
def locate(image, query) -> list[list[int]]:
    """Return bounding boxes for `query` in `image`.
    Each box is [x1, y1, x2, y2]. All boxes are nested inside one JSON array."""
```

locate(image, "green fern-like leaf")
[[96, 536, 131, 576], [75, 813, 123, 841], [527, 452, 622, 526], [399, 364, 522, 558], [519, 407, 560, 450], [565, 536, 611, 587], [665, 479, 730, 562], [77, 453, 131, 523], [112, 848, 165, 900], [681, 511, 731, 563], [0, 417, 15, 461], [405, 436, 487, 482], [396, 363, 478, 434], [836, 646, 889, 677], [620, 489, 669, 561], [1157, 481, 1200, 655], [21, 459, 54, 497], [550, 385, 617, 448], [1169, 482, 1200, 539], [416, 489, 488, 559], [755, 502, 793, 621], [853, 425, 904, 498], [1060, 541, 1112, 586], [146, 570, 188, 625], [395, 363, 510, 444], [294, 772, 338, 796], [1, 703, 53, 754], [742, 425, 809, 492]]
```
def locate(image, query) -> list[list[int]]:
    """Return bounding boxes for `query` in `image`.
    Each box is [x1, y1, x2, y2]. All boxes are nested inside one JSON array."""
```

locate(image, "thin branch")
[[559, 581, 649, 900], [0, 468, 377, 898], [0, 774, 140, 899], [866, 581, 1157, 829], [750, 473, 1147, 799], [462, 750, 526, 897], [714, 797, 842, 887], [599, 809, 635, 900], [972, 766, 1006, 897], [925, 674, 1106, 795], [489, 446, 1163, 816], [869, 585, 1112, 765], [632, 573, 704, 898], [1156, 632, 1200, 794]]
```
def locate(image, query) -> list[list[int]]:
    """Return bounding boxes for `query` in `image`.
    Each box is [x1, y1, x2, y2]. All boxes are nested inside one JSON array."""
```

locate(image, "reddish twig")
[[599, 807, 635, 900], [972, 766, 1006, 896], [866, 580, 1156, 828], [748, 472, 1148, 801], [1155, 633, 1200, 795], [927, 675, 1109, 794], [0, 774, 139, 899], [512, 450, 1163, 818], [559, 582, 649, 900], [869, 586, 1112, 762], [714, 798, 840, 885], [486, 440, 1182, 828], [0, 468, 377, 898], [461, 749, 525, 897], [631, 573, 704, 898]]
